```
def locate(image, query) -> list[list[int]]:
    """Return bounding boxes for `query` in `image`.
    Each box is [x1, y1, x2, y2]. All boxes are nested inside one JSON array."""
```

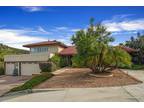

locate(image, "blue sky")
[[0, 6, 144, 49]]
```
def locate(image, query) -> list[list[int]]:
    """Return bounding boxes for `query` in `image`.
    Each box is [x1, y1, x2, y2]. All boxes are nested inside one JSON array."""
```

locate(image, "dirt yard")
[[35, 68, 142, 88]]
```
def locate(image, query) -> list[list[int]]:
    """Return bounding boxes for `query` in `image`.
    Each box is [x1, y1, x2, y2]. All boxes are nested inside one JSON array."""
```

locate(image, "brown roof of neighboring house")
[[59, 45, 138, 56], [23, 40, 67, 48], [23, 40, 138, 55], [59, 46, 77, 56], [119, 46, 138, 53]]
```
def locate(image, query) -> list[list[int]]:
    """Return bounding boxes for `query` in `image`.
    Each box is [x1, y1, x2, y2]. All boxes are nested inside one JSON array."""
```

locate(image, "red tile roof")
[[119, 46, 138, 53], [59, 46, 77, 56], [59, 45, 138, 56], [23, 40, 67, 48]]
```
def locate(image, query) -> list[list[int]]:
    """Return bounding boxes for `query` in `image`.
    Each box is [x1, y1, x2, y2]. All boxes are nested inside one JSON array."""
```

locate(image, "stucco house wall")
[[4, 53, 53, 76], [4, 41, 66, 76]]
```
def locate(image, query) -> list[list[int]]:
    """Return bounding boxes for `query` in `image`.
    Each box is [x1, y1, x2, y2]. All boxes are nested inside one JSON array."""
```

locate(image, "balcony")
[[4, 52, 54, 62]]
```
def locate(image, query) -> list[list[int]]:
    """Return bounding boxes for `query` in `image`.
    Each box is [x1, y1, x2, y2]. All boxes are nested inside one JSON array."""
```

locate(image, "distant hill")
[[0, 43, 29, 61]]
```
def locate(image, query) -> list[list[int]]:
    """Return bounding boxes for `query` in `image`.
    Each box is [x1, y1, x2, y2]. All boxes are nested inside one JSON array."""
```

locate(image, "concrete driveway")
[[0, 75, 31, 96], [0, 69, 144, 102]]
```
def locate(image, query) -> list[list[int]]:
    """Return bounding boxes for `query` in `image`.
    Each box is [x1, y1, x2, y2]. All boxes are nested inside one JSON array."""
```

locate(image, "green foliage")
[[72, 55, 87, 67], [39, 62, 57, 72], [50, 55, 71, 68], [50, 54, 61, 68], [125, 33, 144, 64], [0, 62, 4, 75], [120, 64, 144, 70], [0, 43, 29, 62], [0, 67, 4, 75], [111, 47, 132, 68], [71, 19, 131, 73], [10, 73, 54, 92], [131, 64, 144, 70], [59, 56, 71, 67]]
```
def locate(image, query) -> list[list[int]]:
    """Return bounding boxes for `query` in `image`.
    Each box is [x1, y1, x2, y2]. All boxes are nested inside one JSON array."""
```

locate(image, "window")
[[31, 47, 48, 53]]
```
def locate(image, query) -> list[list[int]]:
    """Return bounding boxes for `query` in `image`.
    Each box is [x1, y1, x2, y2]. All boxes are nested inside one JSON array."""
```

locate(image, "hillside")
[[0, 43, 29, 61]]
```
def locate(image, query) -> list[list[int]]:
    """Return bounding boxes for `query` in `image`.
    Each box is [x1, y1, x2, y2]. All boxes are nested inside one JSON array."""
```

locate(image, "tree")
[[125, 33, 144, 64], [71, 19, 131, 73]]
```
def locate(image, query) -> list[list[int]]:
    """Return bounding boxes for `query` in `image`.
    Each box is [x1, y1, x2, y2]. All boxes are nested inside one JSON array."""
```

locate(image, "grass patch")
[[130, 64, 144, 70], [120, 64, 144, 70], [10, 73, 54, 92]]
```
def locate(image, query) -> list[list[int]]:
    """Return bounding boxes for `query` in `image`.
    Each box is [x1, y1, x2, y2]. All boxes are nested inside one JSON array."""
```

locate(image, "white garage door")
[[6, 63, 14, 75], [21, 63, 41, 75]]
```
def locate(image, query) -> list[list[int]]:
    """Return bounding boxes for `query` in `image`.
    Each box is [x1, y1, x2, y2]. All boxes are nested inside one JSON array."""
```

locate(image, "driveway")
[[0, 75, 31, 96], [0, 69, 144, 102]]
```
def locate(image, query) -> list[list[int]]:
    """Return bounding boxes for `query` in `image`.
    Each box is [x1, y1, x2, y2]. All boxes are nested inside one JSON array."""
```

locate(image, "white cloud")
[[37, 26, 51, 34], [55, 26, 81, 32], [70, 28, 81, 32], [103, 19, 144, 32], [55, 26, 68, 30], [21, 6, 44, 12], [0, 29, 46, 49], [103, 15, 144, 32]]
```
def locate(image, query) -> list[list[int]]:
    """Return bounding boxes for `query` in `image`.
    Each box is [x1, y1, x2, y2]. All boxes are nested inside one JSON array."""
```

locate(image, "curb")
[[119, 69, 143, 83], [0, 89, 32, 97], [32, 88, 66, 93], [0, 88, 65, 97]]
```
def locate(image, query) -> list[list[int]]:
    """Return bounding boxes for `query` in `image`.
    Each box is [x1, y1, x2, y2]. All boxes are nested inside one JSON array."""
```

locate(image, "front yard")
[[35, 68, 142, 88]]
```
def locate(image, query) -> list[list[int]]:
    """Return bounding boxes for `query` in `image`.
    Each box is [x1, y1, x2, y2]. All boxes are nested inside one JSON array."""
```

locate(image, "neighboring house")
[[4, 40, 137, 76]]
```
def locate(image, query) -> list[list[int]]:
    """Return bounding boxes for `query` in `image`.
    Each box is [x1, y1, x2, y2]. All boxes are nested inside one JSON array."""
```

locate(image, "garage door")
[[5, 63, 14, 75], [21, 63, 41, 75]]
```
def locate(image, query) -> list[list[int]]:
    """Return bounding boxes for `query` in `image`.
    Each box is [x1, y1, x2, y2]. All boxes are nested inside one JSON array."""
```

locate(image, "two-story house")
[[4, 40, 137, 76], [4, 40, 76, 76]]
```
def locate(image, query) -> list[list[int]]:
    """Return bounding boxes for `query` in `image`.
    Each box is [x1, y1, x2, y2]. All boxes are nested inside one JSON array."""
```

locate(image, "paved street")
[[0, 69, 144, 102], [0, 75, 31, 96]]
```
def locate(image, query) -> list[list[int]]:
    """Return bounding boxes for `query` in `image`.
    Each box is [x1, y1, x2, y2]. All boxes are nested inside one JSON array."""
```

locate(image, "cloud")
[[104, 19, 144, 32], [0, 28, 46, 49], [102, 14, 144, 32], [37, 26, 51, 34], [0, 27, 73, 49], [55, 26, 68, 30], [21, 6, 45, 12], [0, 25, 80, 49], [70, 28, 81, 32], [55, 26, 81, 32]]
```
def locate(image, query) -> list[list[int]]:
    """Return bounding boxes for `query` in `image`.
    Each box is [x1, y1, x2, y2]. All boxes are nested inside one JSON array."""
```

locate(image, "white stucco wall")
[[4, 52, 51, 62]]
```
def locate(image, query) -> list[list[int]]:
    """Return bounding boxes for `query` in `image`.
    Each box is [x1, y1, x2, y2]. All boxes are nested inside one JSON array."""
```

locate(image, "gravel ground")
[[35, 68, 142, 88]]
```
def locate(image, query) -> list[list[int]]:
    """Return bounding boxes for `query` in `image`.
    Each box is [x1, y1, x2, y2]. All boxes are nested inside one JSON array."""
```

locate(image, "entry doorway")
[[13, 62, 21, 76]]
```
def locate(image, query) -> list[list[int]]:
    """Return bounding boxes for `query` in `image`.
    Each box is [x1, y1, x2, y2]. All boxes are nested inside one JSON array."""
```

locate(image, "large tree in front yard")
[[71, 19, 131, 73]]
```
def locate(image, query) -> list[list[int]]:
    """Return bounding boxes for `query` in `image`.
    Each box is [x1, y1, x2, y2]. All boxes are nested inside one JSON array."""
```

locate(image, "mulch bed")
[[35, 68, 142, 88]]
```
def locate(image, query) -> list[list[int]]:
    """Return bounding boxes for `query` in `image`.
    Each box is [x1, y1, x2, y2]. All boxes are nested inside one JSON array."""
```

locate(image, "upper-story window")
[[30, 47, 48, 53]]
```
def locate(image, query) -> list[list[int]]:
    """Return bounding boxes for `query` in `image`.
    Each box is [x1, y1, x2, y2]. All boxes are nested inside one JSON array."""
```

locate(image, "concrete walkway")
[[0, 69, 144, 102]]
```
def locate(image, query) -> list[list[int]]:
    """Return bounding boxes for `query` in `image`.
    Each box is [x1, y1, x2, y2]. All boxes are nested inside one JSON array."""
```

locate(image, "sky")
[[0, 6, 144, 50]]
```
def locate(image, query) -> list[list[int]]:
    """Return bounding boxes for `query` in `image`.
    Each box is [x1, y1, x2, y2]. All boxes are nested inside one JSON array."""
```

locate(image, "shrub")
[[0, 62, 4, 75], [119, 64, 144, 70], [59, 57, 69, 67], [72, 55, 87, 67], [0, 67, 4, 75], [10, 73, 54, 92], [50, 54, 61, 68], [39, 62, 57, 72]]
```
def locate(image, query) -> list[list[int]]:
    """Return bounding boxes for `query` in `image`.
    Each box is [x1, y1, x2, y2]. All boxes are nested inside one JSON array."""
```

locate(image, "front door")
[[13, 62, 20, 76]]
